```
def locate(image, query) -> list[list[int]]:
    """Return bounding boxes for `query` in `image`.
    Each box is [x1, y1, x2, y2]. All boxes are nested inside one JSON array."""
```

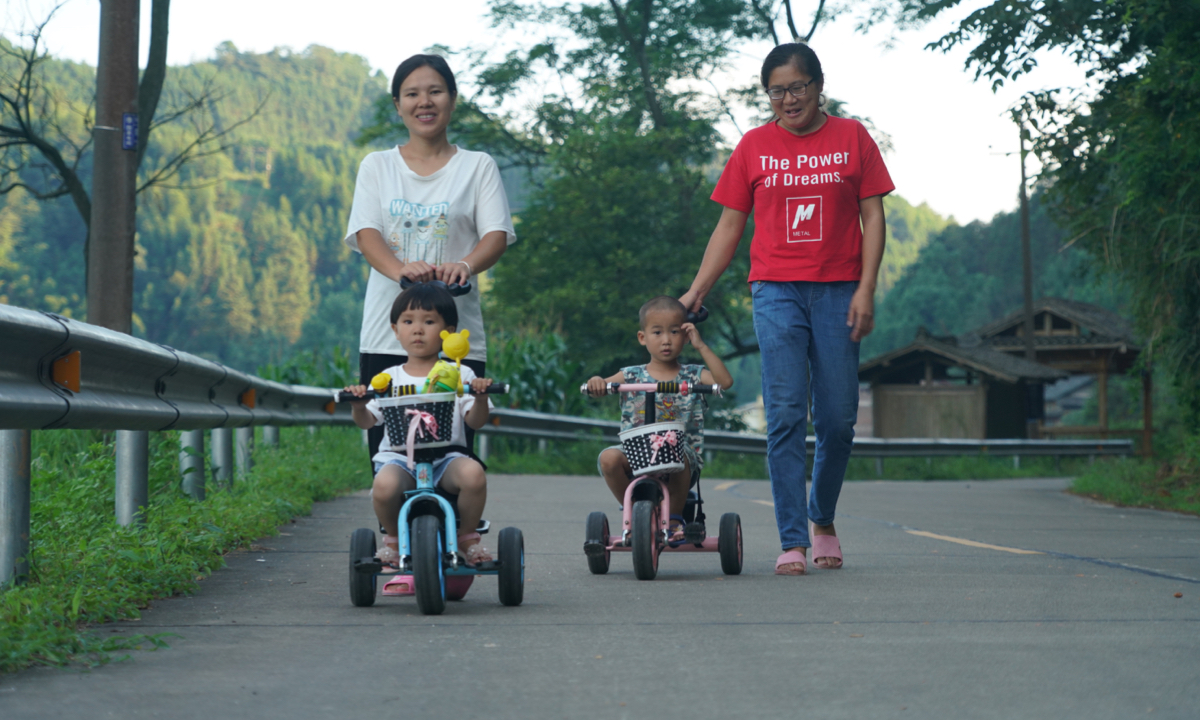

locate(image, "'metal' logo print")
[[786, 196, 822, 243]]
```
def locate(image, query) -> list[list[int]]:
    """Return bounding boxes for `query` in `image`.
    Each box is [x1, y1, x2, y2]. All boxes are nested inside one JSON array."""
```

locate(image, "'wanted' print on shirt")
[[386, 199, 450, 266]]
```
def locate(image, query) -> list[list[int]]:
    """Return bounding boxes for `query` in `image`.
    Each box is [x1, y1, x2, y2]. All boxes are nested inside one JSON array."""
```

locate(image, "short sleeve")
[[364, 399, 384, 426], [344, 154, 385, 253], [710, 138, 753, 213], [856, 124, 895, 200], [473, 155, 517, 245]]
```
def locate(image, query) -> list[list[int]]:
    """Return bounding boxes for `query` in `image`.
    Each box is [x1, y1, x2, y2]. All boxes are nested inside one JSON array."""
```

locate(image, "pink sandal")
[[811, 533, 843, 569], [381, 575, 415, 596], [775, 549, 807, 575], [458, 532, 492, 566]]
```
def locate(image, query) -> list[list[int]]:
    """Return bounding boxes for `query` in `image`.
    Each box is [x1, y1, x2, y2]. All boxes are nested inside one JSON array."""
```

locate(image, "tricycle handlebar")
[[579, 382, 721, 397], [335, 383, 509, 403]]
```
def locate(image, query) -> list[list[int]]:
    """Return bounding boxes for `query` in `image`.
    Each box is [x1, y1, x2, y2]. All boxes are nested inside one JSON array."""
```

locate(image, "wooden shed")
[[859, 328, 1066, 439], [972, 297, 1150, 451]]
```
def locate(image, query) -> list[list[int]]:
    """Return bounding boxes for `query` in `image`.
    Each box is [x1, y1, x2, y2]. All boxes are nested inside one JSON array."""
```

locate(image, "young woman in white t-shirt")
[[345, 54, 517, 461]]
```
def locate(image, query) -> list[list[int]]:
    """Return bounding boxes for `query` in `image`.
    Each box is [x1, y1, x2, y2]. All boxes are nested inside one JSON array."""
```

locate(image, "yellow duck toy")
[[422, 329, 471, 396]]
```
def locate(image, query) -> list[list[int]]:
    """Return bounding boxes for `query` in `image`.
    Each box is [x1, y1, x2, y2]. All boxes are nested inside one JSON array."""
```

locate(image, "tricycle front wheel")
[[412, 515, 447, 615]]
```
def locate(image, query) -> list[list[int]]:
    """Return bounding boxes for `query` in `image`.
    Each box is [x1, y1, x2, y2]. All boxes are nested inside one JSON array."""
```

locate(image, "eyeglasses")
[[766, 79, 817, 101]]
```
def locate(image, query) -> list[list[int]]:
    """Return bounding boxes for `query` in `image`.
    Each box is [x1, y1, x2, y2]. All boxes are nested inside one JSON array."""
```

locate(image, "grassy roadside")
[[0, 426, 369, 673], [1071, 436, 1200, 516]]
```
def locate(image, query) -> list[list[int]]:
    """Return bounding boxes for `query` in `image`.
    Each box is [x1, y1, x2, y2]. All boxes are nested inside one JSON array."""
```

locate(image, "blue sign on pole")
[[122, 113, 138, 151]]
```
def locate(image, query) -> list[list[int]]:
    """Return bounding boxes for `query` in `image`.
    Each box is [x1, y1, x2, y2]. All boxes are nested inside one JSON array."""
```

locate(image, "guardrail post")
[[478, 433, 490, 462], [212, 428, 233, 486], [0, 429, 31, 587], [1012, 455, 1021, 470], [236, 427, 254, 477], [263, 426, 279, 447], [537, 438, 547, 454], [180, 429, 205, 501], [875, 458, 884, 478], [115, 430, 149, 526], [307, 425, 317, 436]]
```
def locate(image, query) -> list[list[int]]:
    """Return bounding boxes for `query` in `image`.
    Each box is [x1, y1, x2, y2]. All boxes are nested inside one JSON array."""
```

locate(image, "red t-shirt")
[[711, 115, 894, 282]]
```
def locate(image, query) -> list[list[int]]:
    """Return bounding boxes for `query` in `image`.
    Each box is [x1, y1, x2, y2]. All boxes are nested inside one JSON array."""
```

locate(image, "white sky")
[[11, 0, 1093, 224]]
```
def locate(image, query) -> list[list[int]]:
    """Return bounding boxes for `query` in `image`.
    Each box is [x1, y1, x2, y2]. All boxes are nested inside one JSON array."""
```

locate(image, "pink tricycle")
[[580, 381, 743, 580]]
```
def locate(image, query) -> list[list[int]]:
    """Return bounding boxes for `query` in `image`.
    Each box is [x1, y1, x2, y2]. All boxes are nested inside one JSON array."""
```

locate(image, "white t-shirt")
[[344, 147, 517, 361], [365, 364, 492, 464]]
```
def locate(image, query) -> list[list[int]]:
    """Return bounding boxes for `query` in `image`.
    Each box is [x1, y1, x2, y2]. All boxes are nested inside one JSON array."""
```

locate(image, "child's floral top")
[[619, 364, 705, 468]]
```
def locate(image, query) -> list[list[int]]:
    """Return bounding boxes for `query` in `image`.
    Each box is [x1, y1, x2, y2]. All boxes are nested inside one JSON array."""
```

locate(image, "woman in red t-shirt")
[[681, 43, 894, 576]]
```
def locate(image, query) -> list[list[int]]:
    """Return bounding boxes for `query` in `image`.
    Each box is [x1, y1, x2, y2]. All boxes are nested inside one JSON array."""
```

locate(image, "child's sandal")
[[458, 532, 492, 566], [375, 535, 400, 568], [667, 514, 687, 546]]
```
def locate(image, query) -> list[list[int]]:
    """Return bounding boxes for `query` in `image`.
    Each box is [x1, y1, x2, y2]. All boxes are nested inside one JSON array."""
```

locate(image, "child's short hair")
[[390, 283, 459, 328], [639, 295, 687, 327]]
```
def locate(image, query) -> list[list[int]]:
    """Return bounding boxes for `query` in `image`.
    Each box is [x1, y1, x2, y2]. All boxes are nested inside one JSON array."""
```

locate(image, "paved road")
[[4, 475, 1199, 719]]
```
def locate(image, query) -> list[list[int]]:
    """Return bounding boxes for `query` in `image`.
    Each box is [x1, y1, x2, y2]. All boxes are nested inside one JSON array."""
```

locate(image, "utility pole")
[[1018, 118, 1041, 440], [87, 0, 140, 334], [1018, 121, 1036, 362]]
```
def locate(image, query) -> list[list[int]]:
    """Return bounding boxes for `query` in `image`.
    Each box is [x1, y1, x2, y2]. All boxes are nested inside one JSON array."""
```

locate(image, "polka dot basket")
[[619, 421, 687, 476], [377, 393, 456, 449]]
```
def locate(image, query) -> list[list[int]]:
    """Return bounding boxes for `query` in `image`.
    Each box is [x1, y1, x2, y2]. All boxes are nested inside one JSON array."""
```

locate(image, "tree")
[[0, 1, 260, 270], [872, 0, 1200, 428]]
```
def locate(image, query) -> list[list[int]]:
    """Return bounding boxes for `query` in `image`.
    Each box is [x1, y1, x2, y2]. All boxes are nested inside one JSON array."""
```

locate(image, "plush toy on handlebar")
[[421, 328, 471, 396]]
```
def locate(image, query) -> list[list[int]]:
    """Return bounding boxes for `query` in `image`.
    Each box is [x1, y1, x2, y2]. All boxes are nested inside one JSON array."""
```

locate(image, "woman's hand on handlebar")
[[398, 261, 437, 283], [341, 384, 371, 405], [436, 261, 472, 286], [679, 288, 705, 314]]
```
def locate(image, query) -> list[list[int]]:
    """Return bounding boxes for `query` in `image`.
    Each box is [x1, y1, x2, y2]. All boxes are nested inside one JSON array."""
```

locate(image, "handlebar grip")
[[335, 390, 366, 403], [687, 306, 709, 324], [398, 277, 472, 297], [473, 383, 509, 395]]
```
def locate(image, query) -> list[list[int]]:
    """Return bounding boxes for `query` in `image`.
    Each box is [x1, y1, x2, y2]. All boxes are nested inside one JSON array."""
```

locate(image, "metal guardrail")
[[0, 303, 1135, 586], [0, 304, 352, 431], [481, 408, 1136, 458]]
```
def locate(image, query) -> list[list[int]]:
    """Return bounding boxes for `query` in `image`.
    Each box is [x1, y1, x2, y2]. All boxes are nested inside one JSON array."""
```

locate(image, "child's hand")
[[342, 384, 371, 404], [586, 376, 609, 397], [682, 322, 706, 350], [469, 377, 493, 395]]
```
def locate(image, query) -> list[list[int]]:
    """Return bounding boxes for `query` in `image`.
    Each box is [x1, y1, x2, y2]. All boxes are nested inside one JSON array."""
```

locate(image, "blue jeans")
[[752, 280, 861, 551]]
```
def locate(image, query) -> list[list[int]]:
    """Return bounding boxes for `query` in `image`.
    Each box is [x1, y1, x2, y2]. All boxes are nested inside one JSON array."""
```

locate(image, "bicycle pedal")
[[354, 557, 383, 574], [683, 522, 707, 544]]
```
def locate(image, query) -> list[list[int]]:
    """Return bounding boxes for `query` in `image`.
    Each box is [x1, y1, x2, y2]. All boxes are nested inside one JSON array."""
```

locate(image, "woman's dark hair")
[[760, 43, 824, 88], [390, 283, 459, 328], [391, 54, 458, 100]]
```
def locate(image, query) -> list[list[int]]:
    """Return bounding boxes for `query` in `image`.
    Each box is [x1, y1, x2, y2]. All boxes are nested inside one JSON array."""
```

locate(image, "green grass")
[[483, 437, 1089, 481], [0, 426, 370, 673], [1071, 437, 1200, 516]]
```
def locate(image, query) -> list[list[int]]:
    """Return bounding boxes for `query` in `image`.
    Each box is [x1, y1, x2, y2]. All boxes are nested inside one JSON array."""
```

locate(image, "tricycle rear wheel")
[[585, 511, 610, 575], [349, 528, 377, 607], [412, 515, 447, 615], [718, 513, 743, 575], [497, 527, 525, 606]]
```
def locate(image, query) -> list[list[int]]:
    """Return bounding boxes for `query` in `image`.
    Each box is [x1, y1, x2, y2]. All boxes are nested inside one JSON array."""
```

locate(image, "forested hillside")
[[0, 43, 380, 369], [2, 40, 957, 374], [864, 192, 1125, 360], [1, 39, 1121, 379]]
